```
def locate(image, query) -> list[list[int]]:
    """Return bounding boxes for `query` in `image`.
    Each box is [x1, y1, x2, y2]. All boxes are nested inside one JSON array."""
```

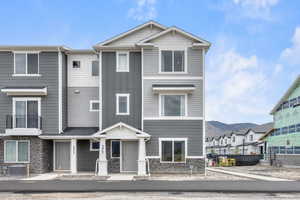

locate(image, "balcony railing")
[[6, 115, 42, 129]]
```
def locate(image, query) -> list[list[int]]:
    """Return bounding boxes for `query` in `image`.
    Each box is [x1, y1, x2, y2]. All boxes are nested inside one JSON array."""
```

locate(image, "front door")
[[122, 141, 138, 172], [55, 142, 71, 170]]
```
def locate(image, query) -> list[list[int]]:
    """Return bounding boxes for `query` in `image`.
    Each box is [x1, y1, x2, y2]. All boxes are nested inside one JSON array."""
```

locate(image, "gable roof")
[[270, 75, 300, 114], [94, 122, 150, 138], [137, 26, 211, 47], [94, 20, 166, 47]]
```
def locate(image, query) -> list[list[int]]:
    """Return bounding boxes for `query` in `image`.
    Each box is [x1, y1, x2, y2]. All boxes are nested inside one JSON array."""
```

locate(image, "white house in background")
[[206, 123, 273, 155]]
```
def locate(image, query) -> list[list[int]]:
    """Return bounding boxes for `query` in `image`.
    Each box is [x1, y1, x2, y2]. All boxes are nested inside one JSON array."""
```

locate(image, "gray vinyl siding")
[[68, 87, 99, 127], [62, 52, 68, 131], [102, 52, 142, 129], [0, 51, 59, 135], [144, 120, 203, 156], [143, 47, 203, 77], [144, 79, 203, 117], [77, 140, 98, 171]]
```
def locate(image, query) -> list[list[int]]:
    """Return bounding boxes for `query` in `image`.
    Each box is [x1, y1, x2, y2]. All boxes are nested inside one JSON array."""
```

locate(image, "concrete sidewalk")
[[207, 168, 292, 181], [0, 180, 300, 193]]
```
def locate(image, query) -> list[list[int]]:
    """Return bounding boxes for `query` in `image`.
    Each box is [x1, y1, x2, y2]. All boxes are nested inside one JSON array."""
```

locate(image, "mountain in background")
[[206, 121, 258, 138]]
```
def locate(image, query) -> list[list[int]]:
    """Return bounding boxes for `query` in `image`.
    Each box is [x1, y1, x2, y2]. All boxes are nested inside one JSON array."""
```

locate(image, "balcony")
[[5, 115, 42, 136]]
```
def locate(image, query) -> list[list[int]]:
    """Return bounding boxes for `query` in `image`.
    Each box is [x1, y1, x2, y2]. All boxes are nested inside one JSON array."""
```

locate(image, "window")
[[294, 147, 300, 154], [296, 124, 300, 132], [111, 140, 120, 158], [116, 94, 130, 115], [90, 100, 100, 112], [282, 101, 289, 109], [249, 135, 253, 141], [4, 140, 30, 163], [279, 146, 286, 154], [92, 60, 99, 76], [282, 127, 288, 134], [160, 138, 186, 163], [287, 147, 294, 154], [116, 52, 129, 72], [232, 136, 235, 143], [13, 98, 40, 129], [161, 50, 185, 73], [72, 60, 80, 68], [160, 94, 186, 117], [90, 141, 99, 151], [290, 98, 297, 107], [289, 125, 296, 133], [14, 52, 39, 75]]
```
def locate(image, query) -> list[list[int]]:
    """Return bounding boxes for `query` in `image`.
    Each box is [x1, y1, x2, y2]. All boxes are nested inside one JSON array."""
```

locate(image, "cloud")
[[128, 0, 157, 21], [206, 38, 271, 123], [280, 27, 300, 65], [215, 0, 279, 21]]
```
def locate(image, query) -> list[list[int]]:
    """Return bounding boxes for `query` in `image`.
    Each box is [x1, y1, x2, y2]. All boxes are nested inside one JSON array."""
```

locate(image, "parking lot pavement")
[[0, 192, 299, 200]]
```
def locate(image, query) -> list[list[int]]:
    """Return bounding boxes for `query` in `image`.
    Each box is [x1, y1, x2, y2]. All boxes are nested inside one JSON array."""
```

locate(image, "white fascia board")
[[138, 27, 211, 47], [94, 21, 167, 47]]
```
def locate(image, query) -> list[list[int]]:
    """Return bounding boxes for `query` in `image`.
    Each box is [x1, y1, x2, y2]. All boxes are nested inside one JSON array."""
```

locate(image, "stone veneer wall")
[[148, 158, 205, 174], [0, 136, 52, 174], [106, 140, 120, 173]]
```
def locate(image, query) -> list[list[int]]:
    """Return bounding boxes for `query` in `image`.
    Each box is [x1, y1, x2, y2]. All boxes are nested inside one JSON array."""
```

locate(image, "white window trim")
[[158, 48, 187, 74], [13, 51, 40, 76], [159, 93, 188, 118], [12, 97, 41, 130], [89, 100, 100, 112], [90, 140, 99, 151], [116, 51, 129, 72], [116, 93, 130, 115], [4, 140, 30, 163], [110, 140, 120, 158], [159, 138, 187, 163]]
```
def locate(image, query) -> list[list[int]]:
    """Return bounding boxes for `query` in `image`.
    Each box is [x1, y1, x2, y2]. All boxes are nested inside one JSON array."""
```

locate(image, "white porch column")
[[98, 138, 108, 176], [138, 138, 146, 176], [70, 139, 77, 174]]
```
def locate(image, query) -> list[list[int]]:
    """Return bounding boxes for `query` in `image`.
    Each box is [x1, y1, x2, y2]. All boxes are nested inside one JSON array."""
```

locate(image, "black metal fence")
[[207, 154, 264, 166], [6, 115, 42, 129]]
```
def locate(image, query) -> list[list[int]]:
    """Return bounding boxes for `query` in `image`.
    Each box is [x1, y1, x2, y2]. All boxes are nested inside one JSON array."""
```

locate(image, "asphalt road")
[[0, 180, 299, 193]]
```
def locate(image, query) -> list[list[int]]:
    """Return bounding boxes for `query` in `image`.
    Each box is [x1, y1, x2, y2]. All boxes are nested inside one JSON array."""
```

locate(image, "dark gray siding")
[[102, 52, 142, 129], [144, 120, 203, 156], [0, 51, 59, 135], [62, 52, 68, 131], [77, 140, 98, 171]]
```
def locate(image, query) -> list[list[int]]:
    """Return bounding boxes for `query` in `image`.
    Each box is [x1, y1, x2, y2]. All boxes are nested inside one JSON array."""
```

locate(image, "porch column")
[[138, 138, 146, 176], [98, 138, 108, 176], [70, 139, 77, 174]]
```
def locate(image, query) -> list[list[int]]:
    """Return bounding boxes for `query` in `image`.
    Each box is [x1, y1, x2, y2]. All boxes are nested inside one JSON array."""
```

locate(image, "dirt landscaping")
[[217, 165, 300, 181]]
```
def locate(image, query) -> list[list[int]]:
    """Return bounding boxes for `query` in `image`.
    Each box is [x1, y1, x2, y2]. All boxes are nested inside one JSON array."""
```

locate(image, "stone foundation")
[[148, 158, 205, 174], [0, 136, 52, 174]]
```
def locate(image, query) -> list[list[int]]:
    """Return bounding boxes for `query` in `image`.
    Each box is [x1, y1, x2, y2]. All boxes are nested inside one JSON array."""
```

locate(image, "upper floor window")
[[232, 136, 235, 143], [92, 60, 99, 76], [89, 100, 100, 112], [249, 135, 253, 141], [160, 94, 186, 117], [13, 97, 41, 129], [14, 52, 39, 75], [160, 50, 185, 73], [116, 52, 129, 72], [72, 60, 81, 69], [116, 94, 130, 115]]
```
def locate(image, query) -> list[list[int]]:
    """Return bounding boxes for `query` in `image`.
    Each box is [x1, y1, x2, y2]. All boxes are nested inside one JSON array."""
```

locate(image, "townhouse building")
[[206, 123, 272, 155], [0, 21, 210, 176], [263, 75, 300, 166]]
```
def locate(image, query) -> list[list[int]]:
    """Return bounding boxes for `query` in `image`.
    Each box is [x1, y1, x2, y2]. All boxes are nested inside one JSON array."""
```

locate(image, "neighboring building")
[[263, 75, 300, 166], [0, 21, 210, 176], [206, 123, 272, 155]]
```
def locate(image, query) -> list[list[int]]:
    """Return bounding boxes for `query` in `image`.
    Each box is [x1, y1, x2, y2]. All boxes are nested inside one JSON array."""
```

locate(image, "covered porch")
[[40, 123, 150, 177]]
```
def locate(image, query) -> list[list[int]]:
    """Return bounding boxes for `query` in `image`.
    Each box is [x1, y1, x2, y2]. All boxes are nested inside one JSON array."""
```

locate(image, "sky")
[[0, 0, 300, 124]]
